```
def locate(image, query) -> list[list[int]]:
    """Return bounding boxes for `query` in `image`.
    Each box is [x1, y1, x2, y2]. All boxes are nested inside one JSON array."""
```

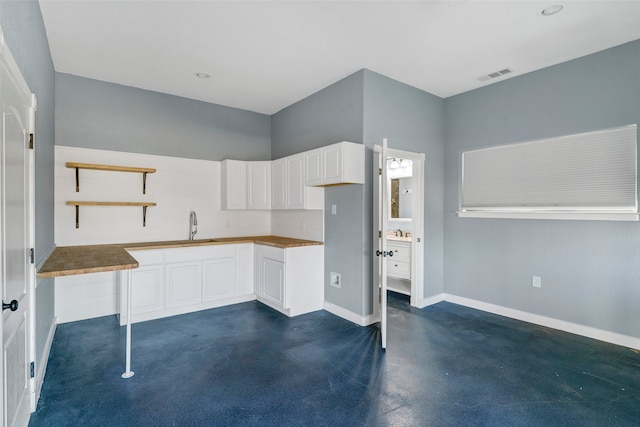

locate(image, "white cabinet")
[[221, 160, 247, 210], [387, 240, 411, 280], [202, 257, 235, 302], [119, 243, 255, 324], [271, 158, 287, 210], [255, 244, 324, 317], [272, 153, 323, 210], [247, 161, 271, 210], [119, 242, 322, 323], [305, 141, 365, 186], [286, 154, 306, 209], [305, 149, 322, 186], [261, 257, 285, 307], [126, 250, 165, 317], [236, 244, 254, 295], [221, 160, 271, 210]]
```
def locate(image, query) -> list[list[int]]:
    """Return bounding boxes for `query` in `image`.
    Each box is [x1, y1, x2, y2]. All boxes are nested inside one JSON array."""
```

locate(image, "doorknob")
[[2, 300, 18, 312]]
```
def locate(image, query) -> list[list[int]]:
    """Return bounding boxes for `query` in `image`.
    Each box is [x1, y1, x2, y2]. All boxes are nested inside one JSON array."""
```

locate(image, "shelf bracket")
[[75, 167, 80, 192], [143, 206, 148, 227], [74, 204, 79, 228], [143, 172, 148, 195]]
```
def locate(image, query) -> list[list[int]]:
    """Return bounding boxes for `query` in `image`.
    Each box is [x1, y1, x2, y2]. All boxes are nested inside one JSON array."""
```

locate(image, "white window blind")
[[460, 125, 638, 220]]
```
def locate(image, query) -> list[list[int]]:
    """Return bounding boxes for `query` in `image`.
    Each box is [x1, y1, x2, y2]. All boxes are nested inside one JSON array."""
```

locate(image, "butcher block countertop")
[[38, 236, 323, 279]]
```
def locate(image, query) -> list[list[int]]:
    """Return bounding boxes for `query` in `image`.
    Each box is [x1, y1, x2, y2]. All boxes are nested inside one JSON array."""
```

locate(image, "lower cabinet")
[[119, 242, 324, 324], [166, 261, 202, 308], [254, 244, 324, 317], [118, 243, 255, 325]]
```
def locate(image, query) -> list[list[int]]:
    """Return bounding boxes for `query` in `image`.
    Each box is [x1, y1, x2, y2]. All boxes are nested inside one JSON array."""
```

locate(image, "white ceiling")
[[39, 1, 640, 115]]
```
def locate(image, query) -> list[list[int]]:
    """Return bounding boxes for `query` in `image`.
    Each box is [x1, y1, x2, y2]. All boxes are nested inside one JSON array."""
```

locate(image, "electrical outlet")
[[330, 272, 341, 288], [300, 221, 306, 232], [532, 276, 542, 288]]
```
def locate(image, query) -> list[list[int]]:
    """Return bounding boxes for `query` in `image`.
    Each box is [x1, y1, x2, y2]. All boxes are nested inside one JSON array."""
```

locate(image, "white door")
[[373, 139, 390, 349], [1, 36, 35, 427]]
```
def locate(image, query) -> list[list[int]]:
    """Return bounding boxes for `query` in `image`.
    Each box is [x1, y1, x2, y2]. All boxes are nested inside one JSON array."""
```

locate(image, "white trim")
[[443, 294, 640, 350], [457, 211, 639, 221], [32, 317, 57, 411], [414, 293, 445, 309], [323, 301, 377, 326]]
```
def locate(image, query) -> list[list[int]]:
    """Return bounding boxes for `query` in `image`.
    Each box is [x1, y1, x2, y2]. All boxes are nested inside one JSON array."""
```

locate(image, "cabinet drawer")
[[198, 244, 236, 259], [259, 245, 285, 262], [165, 246, 207, 263], [128, 249, 164, 266], [388, 242, 410, 261], [387, 259, 410, 278]]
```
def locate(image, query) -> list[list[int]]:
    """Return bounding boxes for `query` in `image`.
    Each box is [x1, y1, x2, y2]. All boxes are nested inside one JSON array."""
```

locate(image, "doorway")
[[373, 143, 425, 348]]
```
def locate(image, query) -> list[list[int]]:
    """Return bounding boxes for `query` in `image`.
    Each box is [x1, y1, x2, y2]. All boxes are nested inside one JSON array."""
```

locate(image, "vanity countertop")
[[387, 235, 412, 243]]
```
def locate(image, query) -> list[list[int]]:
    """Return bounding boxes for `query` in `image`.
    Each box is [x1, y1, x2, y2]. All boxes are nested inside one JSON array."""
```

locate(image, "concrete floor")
[[29, 293, 640, 426]]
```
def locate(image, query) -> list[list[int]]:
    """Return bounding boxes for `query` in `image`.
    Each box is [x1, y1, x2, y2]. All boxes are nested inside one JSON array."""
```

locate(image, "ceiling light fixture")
[[389, 158, 399, 170], [195, 72, 210, 79], [541, 4, 564, 16]]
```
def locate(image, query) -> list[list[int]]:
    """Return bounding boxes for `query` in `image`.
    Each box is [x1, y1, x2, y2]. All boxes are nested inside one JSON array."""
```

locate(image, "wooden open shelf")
[[66, 162, 156, 194], [66, 201, 157, 228]]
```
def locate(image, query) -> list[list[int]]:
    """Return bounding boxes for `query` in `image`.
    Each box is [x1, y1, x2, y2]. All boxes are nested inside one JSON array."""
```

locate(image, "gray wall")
[[444, 40, 640, 338], [1, 0, 56, 372], [272, 71, 366, 315], [56, 73, 271, 161], [272, 69, 445, 317], [363, 70, 445, 311]]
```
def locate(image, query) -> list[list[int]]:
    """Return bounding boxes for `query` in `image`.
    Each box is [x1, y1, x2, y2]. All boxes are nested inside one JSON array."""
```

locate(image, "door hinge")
[[378, 167, 382, 175], [29, 133, 34, 150], [378, 230, 382, 238], [29, 248, 34, 264], [30, 362, 35, 378]]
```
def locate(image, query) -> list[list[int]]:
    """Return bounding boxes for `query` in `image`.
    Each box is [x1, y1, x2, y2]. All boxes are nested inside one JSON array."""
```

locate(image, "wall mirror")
[[387, 158, 413, 221]]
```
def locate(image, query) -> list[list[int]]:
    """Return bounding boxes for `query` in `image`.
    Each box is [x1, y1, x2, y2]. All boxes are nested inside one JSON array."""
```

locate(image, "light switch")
[[331, 205, 337, 215]]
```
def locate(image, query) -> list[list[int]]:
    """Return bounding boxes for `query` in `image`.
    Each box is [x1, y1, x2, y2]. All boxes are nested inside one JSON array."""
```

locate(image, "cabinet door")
[[322, 144, 342, 184], [221, 160, 247, 210], [166, 261, 202, 308], [247, 161, 271, 210], [305, 149, 322, 186], [202, 257, 236, 302], [271, 158, 287, 210], [286, 153, 305, 209], [262, 257, 285, 307], [236, 244, 254, 296], [130, 264, 164, 315]]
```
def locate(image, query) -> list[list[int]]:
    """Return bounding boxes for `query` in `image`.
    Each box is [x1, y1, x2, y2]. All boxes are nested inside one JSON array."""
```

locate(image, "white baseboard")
[[323, 301, 377, 326], [33, 315, 57, 411], [443, 293, 640, 350], [414, 293, 445, 309]]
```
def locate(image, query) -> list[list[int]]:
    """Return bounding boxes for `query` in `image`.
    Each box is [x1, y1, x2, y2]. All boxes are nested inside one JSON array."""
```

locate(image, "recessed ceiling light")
[[195, 72, 210, 79], [541, 4, 564, 16]]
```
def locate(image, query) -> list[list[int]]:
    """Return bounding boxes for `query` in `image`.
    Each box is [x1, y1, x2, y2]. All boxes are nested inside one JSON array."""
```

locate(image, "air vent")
[[478, 67, 514, 82]]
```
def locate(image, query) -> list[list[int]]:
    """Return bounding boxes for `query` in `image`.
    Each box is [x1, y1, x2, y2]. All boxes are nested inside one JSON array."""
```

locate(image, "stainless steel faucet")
[[189, 211, 198, 240]]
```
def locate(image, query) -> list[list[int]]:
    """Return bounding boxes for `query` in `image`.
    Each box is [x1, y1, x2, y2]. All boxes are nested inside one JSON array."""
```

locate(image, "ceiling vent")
[[477, 67, 514, 82]]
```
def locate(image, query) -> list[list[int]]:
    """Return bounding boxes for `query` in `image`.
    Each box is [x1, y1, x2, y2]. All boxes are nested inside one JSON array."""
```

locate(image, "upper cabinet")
[[221, 160, 247, 210], [272, 153, 323, 210], [222, 141, 362, 211], [221, 160, 271, 210], [271, 158, 287, 210], [305, 141, 365, 187], [247, 161, 272, 210]]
